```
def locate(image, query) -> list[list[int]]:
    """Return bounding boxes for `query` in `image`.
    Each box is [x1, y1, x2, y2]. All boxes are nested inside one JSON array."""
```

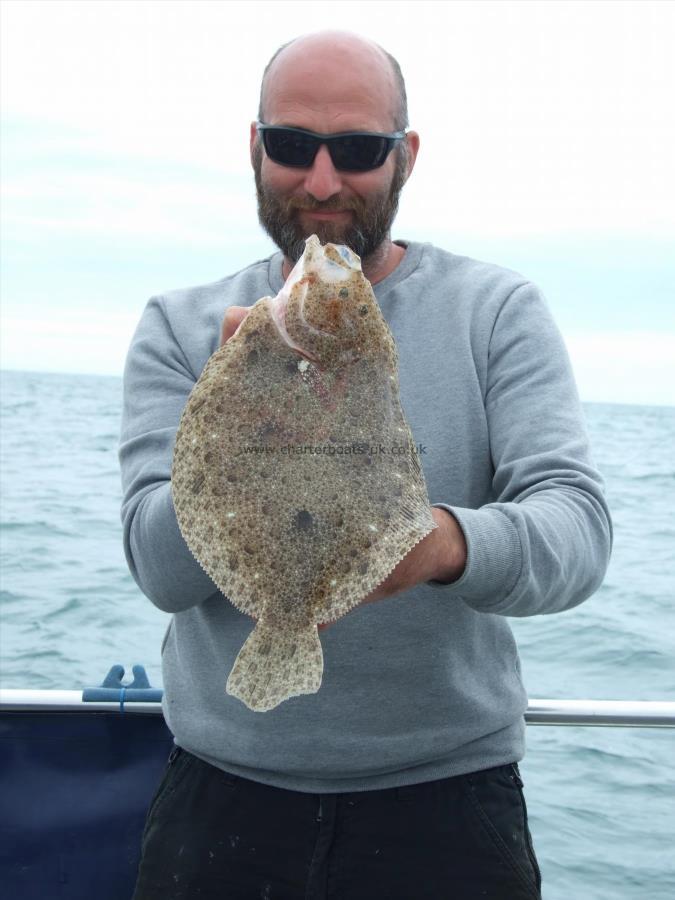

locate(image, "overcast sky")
[[1, 0, 674, 405]]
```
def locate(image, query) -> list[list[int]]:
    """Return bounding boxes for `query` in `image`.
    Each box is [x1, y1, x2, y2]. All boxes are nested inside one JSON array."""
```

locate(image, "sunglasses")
[[256, 122, 406, 172]]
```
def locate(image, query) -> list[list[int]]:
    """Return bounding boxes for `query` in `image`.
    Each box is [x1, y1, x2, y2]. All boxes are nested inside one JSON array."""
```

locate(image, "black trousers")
[[132, 747, 542, 900]]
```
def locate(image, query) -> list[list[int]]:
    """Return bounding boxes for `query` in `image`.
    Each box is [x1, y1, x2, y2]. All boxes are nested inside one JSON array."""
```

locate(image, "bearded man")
[[121, 29, 611, 900]]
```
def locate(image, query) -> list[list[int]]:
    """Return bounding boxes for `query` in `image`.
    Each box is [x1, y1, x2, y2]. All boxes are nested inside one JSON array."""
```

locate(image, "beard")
[[252, 141, 408, 264]]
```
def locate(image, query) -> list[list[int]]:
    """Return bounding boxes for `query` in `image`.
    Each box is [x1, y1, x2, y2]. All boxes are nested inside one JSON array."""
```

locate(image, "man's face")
[[252, 137, 409, 264], [250, 37, 413, 265]]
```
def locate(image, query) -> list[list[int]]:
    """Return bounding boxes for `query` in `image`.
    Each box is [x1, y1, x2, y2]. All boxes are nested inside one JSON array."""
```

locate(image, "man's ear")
[[403, 131, 420, 180], [249, 121, 259, 168]]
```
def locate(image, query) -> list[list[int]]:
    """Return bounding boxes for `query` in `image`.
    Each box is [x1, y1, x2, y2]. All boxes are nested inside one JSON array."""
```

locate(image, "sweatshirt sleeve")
[[432, 282, 612, 617], [119, 296, 217, 613]]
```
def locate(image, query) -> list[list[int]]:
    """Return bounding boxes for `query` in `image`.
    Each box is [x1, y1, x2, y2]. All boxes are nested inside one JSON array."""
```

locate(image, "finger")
[[220, 306, 250, 346]]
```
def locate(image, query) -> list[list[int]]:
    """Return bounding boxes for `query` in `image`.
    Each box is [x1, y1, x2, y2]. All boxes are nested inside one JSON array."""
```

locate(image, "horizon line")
[[1, 367, 674, 411]]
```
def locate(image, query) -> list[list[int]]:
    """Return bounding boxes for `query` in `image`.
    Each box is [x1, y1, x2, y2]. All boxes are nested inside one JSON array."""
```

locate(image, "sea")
[[1, 368, 673, 899]]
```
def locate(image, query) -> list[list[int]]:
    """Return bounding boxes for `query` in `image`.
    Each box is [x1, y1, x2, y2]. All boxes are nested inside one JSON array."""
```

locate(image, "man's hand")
[[318, 506, 467, 630], [220, 306, 250, 346]]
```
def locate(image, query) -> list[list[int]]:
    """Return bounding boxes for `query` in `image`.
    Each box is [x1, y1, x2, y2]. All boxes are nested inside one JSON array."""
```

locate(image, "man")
[[120, 30, 612, 900]]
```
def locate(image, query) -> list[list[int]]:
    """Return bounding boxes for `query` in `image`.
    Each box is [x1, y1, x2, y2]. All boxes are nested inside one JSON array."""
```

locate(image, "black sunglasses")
[[256, 122, 406, 172]]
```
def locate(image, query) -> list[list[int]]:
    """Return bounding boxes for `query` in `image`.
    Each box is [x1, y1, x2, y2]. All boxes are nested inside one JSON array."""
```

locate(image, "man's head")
[[251, 31, 419, 266]]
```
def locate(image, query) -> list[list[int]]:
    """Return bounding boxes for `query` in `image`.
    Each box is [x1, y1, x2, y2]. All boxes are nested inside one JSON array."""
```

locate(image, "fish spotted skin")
[[171, 235, 435, 712]]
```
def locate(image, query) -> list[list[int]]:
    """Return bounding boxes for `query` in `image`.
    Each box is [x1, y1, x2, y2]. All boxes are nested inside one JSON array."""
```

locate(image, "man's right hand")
[[220, 306, 250, 346]]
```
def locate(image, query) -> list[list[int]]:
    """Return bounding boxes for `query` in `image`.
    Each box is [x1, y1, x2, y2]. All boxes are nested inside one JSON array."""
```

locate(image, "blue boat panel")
[[0, 710, 174, 899]]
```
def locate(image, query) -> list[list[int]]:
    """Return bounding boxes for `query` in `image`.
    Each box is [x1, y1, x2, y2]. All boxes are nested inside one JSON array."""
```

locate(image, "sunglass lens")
[[330, 135, 389, 171], [263, 130, 317, 167]]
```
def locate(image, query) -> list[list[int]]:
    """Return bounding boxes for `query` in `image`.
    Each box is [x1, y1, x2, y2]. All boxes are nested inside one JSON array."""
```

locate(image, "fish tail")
[[226, 621, 323, 712]]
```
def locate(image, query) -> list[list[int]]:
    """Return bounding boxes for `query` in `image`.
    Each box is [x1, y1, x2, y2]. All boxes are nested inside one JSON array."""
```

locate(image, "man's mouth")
[[300, 209, 352, 221]]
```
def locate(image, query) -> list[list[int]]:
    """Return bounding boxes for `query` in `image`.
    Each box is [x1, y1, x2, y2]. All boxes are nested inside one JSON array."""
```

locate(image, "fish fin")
[[226, 620, 323, 712]]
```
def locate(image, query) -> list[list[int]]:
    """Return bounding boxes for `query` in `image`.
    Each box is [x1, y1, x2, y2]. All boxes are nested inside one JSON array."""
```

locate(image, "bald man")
[[122, 30, 611, 900]]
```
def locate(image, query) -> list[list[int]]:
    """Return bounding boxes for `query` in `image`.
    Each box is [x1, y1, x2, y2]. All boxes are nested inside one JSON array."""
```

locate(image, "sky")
[[1, 0, 674, 405]]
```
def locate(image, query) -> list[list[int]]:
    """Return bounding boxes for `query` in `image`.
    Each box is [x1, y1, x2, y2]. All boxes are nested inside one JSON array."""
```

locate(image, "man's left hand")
[[318, 507, 467, 630]]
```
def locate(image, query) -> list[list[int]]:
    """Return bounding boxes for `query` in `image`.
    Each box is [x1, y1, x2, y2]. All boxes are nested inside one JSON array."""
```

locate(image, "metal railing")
[[1, 690, 674, 727], [525, 698, 675, 728]]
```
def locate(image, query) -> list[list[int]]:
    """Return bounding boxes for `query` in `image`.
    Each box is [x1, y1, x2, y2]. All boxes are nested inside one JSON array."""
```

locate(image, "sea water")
[[1, 369, 674, 899]]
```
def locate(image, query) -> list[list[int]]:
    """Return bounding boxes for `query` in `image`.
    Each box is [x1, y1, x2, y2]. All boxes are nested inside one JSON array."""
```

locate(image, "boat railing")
[[1, 690, 674, 727]]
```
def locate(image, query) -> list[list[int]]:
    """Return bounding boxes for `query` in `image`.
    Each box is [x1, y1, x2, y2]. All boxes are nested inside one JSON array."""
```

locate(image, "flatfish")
[[171, 235, 435, 711]]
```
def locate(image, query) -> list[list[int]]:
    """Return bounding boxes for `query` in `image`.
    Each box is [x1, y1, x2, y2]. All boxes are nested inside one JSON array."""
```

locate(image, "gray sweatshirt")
[[119, 240, 612, 792]]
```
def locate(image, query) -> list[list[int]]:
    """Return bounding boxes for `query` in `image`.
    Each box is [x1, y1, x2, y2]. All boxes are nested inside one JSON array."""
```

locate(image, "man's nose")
[[303, 144, 343, 201]]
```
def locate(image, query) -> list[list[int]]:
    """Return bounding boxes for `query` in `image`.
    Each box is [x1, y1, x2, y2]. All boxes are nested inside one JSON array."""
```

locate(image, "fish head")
[[274, 235, 395, 368]]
